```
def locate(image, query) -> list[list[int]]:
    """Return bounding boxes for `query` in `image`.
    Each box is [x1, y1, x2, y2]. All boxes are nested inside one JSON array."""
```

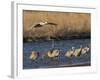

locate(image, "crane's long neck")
[[52, 40, 54, 48]]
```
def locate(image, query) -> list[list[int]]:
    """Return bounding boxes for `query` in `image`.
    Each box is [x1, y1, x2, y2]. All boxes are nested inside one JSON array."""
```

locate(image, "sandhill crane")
[[44, 49, 60, 59], [65, 50, 74, 57], [29, 21, 58, 48], [29, 21, 57, 30], [65, 47, 75, 57], [29, 51, 39, 61], [81, 46, 89, 55], [73, 46, 82, 57]]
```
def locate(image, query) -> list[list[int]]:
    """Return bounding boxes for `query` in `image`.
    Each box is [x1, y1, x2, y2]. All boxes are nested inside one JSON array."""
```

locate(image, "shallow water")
[[23, 39, 90, 69]]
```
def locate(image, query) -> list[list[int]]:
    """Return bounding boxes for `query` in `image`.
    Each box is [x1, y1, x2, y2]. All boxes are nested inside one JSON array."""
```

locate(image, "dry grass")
[[23, 10, 90, 40]]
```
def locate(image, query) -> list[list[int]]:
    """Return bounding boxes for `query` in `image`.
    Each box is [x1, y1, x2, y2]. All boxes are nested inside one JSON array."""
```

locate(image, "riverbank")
[[23, 10, 90, 42], [23, 32, 90, 42]]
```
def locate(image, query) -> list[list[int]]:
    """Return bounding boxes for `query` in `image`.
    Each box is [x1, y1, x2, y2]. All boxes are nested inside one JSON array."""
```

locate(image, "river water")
[[23, 39, 90, 69]]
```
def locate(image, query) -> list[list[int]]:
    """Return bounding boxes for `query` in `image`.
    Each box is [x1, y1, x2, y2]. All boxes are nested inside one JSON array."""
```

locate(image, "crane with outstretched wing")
[[29, 21, 57, 30], [29, 21, 58, 48]]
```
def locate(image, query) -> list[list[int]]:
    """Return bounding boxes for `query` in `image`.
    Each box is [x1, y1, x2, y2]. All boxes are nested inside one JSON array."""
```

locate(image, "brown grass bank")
[[23, 10, 91, 41]]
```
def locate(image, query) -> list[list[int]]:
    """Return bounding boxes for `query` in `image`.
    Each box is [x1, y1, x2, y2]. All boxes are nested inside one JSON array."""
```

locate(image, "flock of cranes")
[[65, 46, 89, 57], [29, 46, 90, 61], [28, 21, 90, 62]]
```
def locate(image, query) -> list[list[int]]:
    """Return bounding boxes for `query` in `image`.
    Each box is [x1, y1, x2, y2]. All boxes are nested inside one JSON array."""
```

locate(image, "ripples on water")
[[23, 39, 90, 69]]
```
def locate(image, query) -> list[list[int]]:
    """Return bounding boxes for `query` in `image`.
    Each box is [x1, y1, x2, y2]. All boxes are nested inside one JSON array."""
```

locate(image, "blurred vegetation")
[[23, 10, 90, 42]]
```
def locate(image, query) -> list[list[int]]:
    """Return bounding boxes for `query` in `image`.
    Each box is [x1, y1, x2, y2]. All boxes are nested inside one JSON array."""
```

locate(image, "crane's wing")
[[29, 22, 38, 30], [34, 24, 42, 28], [47, 22, 58, 26], [29, 22, 57, 31], [29, 22, 42, 30]]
